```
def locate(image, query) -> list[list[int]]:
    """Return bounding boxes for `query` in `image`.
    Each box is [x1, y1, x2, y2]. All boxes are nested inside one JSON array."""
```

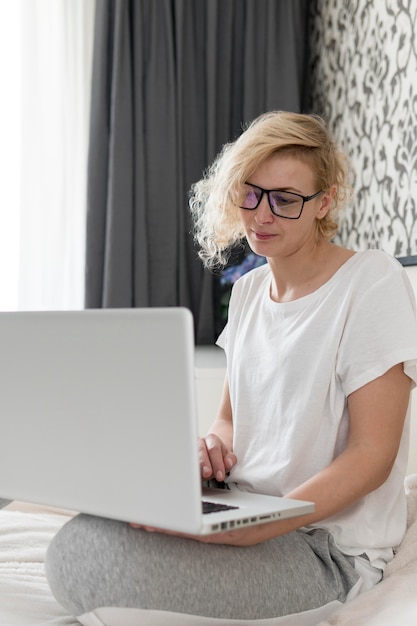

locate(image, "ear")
[[316, 185, 336, 219]]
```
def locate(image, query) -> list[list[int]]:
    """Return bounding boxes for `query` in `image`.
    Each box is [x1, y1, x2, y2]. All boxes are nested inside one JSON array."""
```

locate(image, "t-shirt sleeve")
[[337, 266, 417, 396]]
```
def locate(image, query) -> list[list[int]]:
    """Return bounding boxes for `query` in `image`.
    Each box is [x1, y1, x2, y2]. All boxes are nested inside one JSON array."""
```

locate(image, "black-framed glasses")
[[235, 183, 323, 219]]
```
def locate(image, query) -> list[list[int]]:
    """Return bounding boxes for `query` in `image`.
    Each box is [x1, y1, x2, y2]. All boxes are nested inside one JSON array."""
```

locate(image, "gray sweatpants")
[[45, 514, 359, 620]]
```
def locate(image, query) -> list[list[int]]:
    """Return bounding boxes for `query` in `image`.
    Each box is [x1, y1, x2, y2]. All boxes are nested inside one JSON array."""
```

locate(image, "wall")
[[309, 0, 417, 256]]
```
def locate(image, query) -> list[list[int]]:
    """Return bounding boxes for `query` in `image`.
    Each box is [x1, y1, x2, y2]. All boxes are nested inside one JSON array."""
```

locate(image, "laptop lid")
[[0, 307, 314, 534]]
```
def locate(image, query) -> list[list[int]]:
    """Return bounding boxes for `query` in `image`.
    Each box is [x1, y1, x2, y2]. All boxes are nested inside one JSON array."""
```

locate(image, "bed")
[[1, 473, 417, 626]]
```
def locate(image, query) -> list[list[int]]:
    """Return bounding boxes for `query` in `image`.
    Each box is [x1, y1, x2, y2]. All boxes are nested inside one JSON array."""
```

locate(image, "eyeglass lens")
[[239, 185, 304, 218]]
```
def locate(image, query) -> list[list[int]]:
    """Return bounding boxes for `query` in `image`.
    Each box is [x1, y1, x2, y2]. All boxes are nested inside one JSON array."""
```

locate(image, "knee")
[[46, 513, 149, 616], [46, 513, 123, 616], [46, 514, 94, 615]]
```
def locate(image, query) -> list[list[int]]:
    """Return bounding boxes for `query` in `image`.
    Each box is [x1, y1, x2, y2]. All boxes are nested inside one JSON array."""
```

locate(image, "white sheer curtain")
[[0, 2, 21, 311], [1, 0, 95, 311]]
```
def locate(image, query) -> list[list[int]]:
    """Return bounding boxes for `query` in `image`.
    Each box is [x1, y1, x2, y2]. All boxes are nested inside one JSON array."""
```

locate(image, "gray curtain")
[[85, 0, 310, 343]]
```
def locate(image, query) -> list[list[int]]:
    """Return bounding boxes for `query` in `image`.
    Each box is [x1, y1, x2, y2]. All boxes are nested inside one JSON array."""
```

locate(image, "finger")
[[205, 435, 228, 482], [129, 523, 167, 533], [128, 523, 156, 531], [224, 452, 238, 471], [198, 437, 214, 479]]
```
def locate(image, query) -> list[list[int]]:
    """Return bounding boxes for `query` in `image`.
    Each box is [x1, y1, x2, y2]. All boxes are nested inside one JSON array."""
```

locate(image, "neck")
[[267, 239, 336, 303]]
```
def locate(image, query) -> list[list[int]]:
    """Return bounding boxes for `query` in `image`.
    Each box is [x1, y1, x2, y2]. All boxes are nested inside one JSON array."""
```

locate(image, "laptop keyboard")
[[202, 500, 239, 514]]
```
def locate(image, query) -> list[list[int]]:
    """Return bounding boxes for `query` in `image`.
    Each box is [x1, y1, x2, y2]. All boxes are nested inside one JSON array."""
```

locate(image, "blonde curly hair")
[[189, 111, 351, 269]]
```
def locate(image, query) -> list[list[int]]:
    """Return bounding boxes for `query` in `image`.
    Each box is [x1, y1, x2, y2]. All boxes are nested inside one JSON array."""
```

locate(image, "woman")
[[46, 112, 417, 623]]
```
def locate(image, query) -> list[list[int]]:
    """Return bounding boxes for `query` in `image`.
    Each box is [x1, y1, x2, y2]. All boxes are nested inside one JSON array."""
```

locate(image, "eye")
[[270, 192, 300, 207], [245, 189, 258, 203], [237, 185, 261, 209]]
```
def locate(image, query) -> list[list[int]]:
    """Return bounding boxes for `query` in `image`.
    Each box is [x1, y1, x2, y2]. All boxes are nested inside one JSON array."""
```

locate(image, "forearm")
[[285, 441, 394, 522], [208, 375, 234, 448], [199, 375, 236, 482], [203, 441, 396, 547]]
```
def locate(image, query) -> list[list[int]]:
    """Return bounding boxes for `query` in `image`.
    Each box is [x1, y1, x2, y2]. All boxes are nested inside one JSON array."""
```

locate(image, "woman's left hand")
[[128, 521, 267, 546]]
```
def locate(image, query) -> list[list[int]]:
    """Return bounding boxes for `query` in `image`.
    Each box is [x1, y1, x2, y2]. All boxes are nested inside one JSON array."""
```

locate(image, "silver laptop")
[[0, 308, 313, 534]]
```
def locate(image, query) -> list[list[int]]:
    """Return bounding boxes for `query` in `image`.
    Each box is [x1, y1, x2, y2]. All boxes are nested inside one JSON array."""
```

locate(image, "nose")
[[254, 194, 274, 224]]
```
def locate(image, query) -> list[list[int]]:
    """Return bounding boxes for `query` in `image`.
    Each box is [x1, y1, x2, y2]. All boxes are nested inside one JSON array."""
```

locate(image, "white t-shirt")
[[217, 250, 417, 571]]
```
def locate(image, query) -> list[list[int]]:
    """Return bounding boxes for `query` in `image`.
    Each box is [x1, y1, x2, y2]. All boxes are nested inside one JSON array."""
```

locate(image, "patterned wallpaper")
[[308, 0, 417, 257]]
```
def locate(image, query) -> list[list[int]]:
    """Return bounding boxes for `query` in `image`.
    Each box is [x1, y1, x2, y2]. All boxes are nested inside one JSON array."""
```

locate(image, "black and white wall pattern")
[[308, 0, 417, 256]]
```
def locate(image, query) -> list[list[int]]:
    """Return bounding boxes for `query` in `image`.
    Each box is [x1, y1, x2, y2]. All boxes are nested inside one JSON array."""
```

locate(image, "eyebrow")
[[246, 182, 305, 195]]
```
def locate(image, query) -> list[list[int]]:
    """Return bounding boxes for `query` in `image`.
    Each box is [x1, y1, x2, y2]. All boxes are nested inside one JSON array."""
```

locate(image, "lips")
[[253, 230, 276, 241]]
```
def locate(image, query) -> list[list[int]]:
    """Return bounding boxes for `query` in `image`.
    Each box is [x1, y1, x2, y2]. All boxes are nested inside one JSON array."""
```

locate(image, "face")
[[238, 154, 332, 261]]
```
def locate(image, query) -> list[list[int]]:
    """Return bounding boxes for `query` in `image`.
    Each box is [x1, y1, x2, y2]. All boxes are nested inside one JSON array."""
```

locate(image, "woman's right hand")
[[198, 433, 237, 482]]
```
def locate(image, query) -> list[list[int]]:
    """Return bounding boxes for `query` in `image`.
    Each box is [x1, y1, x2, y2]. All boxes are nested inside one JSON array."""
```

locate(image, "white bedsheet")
[[1, 477, 417, 626], [0, 509, 77, 626]]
